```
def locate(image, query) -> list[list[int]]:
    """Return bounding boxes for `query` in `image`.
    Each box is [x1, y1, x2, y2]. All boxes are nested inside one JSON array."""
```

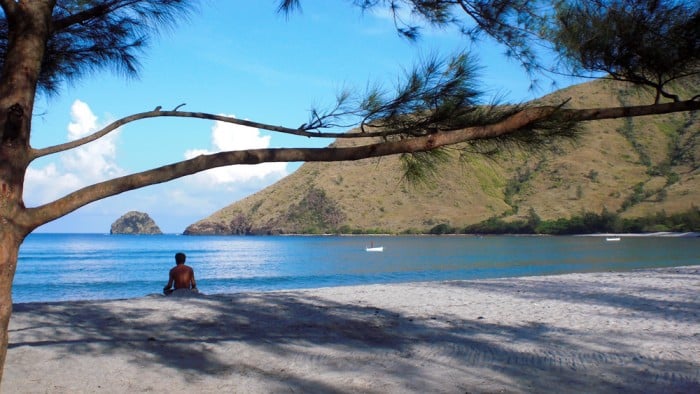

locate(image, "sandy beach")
[[4, 266, 699, 393]]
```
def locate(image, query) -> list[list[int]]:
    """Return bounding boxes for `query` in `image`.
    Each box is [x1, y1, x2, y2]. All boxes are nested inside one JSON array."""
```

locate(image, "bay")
[[13, 233, 700, 303]]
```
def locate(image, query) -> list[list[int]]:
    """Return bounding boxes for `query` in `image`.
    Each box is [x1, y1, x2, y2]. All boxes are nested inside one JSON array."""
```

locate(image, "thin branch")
[[558, 99, 700, 122], [29, 109, 376, 159], [30, 108, 404, 160], [51, 0, 169, 31], [51, 1, 115, 31]]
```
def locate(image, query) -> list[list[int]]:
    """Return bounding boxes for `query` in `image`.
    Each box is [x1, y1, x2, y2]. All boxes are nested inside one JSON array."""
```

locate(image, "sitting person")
[[163, 252, 198, 295]]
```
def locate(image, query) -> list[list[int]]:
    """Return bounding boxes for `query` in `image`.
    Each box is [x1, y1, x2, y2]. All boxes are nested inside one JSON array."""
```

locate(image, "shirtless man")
[[163, 252, 197, 295]]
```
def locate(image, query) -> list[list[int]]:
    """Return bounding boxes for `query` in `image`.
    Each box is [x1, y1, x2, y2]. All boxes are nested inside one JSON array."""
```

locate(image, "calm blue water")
[[14, 234, 700, 303]]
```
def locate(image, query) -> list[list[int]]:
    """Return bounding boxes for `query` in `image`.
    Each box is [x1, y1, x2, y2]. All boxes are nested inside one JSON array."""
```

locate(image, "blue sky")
[[27, 2, 579, 233]]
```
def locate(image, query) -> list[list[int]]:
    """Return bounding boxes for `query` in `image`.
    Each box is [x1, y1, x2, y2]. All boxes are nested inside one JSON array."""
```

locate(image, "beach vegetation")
[[283, 187, 346, 233], [460, 206, 700, 235], [429, 223, 456, 234], [0, 0, 698, 381]]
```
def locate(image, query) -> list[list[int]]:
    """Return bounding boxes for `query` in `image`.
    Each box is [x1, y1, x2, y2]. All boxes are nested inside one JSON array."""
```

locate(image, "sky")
[[27, 1, 579, 234]]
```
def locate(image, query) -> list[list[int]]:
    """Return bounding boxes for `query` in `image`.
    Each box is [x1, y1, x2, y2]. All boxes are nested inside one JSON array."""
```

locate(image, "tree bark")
[[0, 0, 54, 385], [0, 227, 25, 383]]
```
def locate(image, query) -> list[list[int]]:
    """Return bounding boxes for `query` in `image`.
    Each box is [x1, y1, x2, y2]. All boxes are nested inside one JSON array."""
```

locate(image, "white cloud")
[[62, 100, 122, 180], [66, 100, 98, 140], [26, 107, 289, 233], [24, 100, 124, 206], [24, 163, 83, 203], [183, 116, 288, 186]]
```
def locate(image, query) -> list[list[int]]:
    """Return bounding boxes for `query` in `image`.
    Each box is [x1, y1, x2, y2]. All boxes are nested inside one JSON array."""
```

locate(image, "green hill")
[[184, 78, 699, 235]]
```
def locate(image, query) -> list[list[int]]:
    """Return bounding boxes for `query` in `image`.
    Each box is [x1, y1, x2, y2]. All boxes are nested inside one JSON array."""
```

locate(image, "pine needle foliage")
[[299, 52, 485, 136], [400, 148, 452, 185], [0, 0, 195, 95], [344, 0, 547, 73], [548, 0, 700, 103]]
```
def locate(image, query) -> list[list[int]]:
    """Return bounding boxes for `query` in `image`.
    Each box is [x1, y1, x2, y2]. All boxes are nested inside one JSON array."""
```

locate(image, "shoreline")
[[29, 231, 700, 237], [14, 260, 700, 306], [6, 266, 700, 393]]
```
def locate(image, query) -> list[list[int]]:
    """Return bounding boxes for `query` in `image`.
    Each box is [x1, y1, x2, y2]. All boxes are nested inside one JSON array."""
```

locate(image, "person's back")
[[169, 264, 195, 289], [164, 252, 197, 295]]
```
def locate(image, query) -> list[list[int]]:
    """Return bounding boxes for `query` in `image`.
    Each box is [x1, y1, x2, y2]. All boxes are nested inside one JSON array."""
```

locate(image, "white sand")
[[4, 266, 700, 393]]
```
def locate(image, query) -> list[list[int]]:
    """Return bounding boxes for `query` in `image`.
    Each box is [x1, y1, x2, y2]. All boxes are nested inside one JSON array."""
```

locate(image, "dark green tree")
[[0, 0, 697, 380], [549, 0, 700, 103]]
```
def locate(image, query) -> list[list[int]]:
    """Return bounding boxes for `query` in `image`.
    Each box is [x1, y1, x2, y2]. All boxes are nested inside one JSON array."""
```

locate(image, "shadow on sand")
[[8, 266, 700, 393]]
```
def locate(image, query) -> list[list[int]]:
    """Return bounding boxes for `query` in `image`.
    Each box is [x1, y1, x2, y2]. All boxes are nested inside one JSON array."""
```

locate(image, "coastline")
[[6, 266, 700, 393], [29, 231, 700, 237]]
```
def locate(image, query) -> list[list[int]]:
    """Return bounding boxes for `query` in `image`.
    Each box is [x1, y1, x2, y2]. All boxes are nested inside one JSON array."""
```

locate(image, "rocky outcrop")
[[110, 211, 162, 235], [183, 187, 343, 235], [182, 221, 231, 235], [183, 212, 272, 235]]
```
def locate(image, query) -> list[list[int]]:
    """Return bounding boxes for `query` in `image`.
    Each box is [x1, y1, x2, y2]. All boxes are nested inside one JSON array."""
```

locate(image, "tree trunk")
[[0, 227, 25, 383], [0, 1, 54, 385]]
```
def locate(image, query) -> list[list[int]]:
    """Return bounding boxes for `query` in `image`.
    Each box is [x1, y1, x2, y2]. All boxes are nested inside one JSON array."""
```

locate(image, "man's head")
[[175, 252, 186, 265]]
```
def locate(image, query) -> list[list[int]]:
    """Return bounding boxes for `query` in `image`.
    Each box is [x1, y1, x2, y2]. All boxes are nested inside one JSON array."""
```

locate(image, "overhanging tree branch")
[[22, 107, 553, 229], [22, 98, 700, 230]]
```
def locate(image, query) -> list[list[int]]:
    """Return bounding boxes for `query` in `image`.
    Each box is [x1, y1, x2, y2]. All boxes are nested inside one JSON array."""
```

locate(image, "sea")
[[13, 233, 700, 304]]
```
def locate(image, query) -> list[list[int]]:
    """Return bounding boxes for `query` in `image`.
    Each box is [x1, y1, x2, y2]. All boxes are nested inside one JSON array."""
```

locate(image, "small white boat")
[[365, 242, 383, 252], [605, 237, 621, 242]]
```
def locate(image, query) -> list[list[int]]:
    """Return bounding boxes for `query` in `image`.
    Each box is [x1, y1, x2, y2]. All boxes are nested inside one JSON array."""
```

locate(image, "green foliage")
[[303, 53, 487, 135], [1, 0, 195, 94], [364, 54, 482, 133], [656, 189, 667, 202], [400, 148, 451, 185], [462, 216, 533, 234], [285, 187, 346, 233], [549, 0, 700, 102], [461, 105, 582, 160], [586, 169, 599, 182], [503, 168, 533, 211], [462, 207, 700, 235], [536, 209, 621, 234], [617, 115, 651, 166], [669, 112, 700, 170], [619, 181, 652, 211], [665, 172, 680, 186], [526, 207, 541, 229], [279, 0, 547, 72], [429, 223, 455, 235], [629, 208, 700, 232], [250, 201, 263, 214], [337, 227, 392, 235]]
